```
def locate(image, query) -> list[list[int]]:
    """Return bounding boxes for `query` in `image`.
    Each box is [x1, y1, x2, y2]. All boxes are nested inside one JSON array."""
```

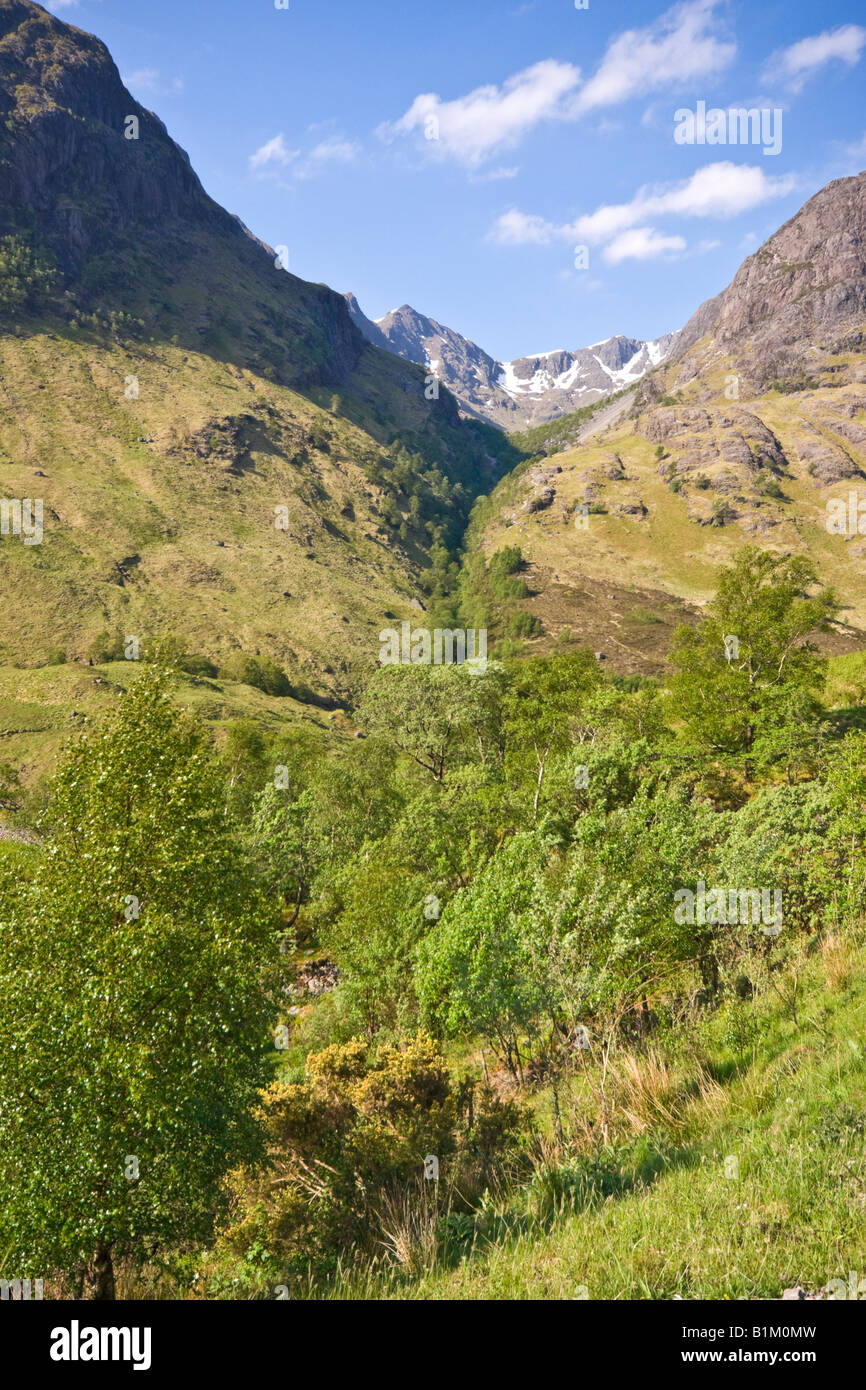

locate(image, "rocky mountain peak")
[[0, 0, 364, 386], [344, 292, 673, 430], [670, 169, 866, 389]]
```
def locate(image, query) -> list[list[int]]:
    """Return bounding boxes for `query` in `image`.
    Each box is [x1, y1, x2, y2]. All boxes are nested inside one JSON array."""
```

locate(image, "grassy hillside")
[[0, 323, 519, 693], [0, 0, 521, 696], [457, 353, 866, 672], [317, 937, 866, 1301], [0, 657, 354, 805]]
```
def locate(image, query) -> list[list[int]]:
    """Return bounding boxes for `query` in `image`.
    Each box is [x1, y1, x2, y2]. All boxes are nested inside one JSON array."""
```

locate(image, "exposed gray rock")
[[525, 486, 555, 513], [290, 960, 340, 997], [668, 171, 866, 391], [344, 295, 674, 430], [798, 429, 863, 485]]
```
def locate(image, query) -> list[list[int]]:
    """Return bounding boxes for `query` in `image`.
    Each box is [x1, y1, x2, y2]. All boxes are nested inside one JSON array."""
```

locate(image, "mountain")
[[1, 0, 864, 716], [0, 0, 361, 388], [461, 170, 866, 673], [0, 0, 517, 719], [666, 169, 866, 388], [343, 294, 674, 430]]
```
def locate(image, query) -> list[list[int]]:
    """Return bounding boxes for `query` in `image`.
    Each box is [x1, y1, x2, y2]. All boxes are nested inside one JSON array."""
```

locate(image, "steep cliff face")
[[342, 293, 391, 353], [0, 1, 202, 251], [670, 171, 866, 388], [0, 0, 362, 388]]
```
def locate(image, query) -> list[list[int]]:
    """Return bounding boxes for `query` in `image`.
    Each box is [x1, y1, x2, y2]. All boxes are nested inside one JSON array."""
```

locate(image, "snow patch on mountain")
[[343, 294, 674, 430]]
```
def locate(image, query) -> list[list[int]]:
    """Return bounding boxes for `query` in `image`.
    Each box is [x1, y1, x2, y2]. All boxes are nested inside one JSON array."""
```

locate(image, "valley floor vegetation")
[[1, 546, 865, 1300]]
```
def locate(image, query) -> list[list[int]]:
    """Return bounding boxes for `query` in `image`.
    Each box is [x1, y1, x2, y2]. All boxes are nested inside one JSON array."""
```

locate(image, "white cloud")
[[575, 0, 736, 112], [602, 227, 687, 264], [575, 162, 796, 242], [123, 68, 184, 97], [250, 132, 361, 181], [249, 133, 298, 171], [469, 165, 521, 183], [379, 59, 582, 166], [124, 68, 160, 92], [489, 163, 796, 249], [764, 25, 866, 92], [488, 209, 558, 246], [380, 1, 734, 168], [307, 138, 360, 165], [292, 137, 361, 180]]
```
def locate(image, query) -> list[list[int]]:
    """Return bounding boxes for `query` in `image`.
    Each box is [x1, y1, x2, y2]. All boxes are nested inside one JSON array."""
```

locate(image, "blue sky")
[[45, 0, 866, 360]]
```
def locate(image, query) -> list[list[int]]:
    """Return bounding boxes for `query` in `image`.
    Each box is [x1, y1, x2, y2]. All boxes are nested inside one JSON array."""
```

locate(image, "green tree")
[[668, 548, 837, 770], [0, 668, 276, 1298], [221, 718, 268, 817], [387, 764, 510, 891], [0, 234, 58, 315], [324, 853, 429, 1041], [715, 782, 837, 941], [304, 734, 403, 883], [360, 663, 506, 783], [249, 785, 318, 934], [416, 832, 550, 1078], [504, 650, 601, 820], [554, 789, 717, 1011]]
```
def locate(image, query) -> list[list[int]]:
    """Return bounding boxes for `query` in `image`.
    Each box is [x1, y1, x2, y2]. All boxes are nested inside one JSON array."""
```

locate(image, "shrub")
[[769, 376, 819, 394], [711, 499, 736, 526], [219, 652, 291, 697], [0, 235, 58, 316], [211, 1034, 524, 1282], [508, 612, 543, 638], [755, 474, 785, 500], [489, 547, 530, 600], [0, 760, 22, 811], [176, 652, 218, 679], [488, 545, 524, 578], [87, 630, 127, 663]]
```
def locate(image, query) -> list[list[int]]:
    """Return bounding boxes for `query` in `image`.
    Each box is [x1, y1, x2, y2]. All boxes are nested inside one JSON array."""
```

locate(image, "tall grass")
[[307, 940, 866, 1301]]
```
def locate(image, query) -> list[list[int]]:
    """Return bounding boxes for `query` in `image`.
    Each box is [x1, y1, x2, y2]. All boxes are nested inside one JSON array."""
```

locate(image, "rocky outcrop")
[[643, 404, 789, 478], [796, 427, 863, 486], [668, 170, 866, 390]]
